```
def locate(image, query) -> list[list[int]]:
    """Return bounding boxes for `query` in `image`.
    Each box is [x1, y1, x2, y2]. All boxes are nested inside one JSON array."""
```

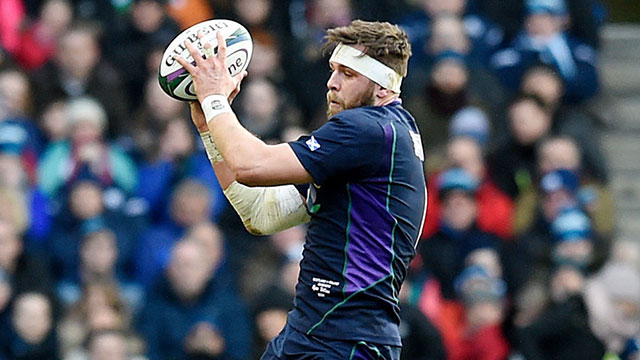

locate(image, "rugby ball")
[[158, 19, 253, 101]]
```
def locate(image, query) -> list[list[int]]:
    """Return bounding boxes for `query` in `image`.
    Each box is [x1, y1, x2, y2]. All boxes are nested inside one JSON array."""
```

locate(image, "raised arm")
[[186, 74, 310, 235], [177, 32, 312, 187]]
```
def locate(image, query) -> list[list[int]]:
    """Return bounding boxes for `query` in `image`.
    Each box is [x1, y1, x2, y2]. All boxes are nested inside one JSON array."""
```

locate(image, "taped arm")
[[224, 181, 310, 235], [200, 131, 310, 235]]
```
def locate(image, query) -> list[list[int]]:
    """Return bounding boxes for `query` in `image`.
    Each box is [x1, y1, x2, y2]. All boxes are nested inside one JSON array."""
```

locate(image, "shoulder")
[[327, 107, 386, 136]]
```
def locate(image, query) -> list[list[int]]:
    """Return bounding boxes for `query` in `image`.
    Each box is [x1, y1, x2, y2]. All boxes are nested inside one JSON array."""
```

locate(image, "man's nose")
[[327, 70, 340, 91]]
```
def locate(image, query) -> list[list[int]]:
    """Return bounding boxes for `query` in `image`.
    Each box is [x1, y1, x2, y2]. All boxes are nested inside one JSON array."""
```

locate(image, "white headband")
[[329, 43, 403, 93]]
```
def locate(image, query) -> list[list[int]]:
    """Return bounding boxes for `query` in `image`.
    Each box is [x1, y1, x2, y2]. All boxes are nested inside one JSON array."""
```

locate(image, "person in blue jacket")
[[490, 0, 599, 103]]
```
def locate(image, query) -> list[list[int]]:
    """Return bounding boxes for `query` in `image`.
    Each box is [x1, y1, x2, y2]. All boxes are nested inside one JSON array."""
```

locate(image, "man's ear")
[[375, 85, 393, 99]]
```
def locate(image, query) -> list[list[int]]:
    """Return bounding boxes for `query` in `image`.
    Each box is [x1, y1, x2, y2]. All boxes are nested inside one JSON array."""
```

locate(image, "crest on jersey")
[[306, 136, 321, 151]]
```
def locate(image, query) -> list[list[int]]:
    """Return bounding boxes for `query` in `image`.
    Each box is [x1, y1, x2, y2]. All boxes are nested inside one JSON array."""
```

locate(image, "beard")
[[326, 83, 376, 118]]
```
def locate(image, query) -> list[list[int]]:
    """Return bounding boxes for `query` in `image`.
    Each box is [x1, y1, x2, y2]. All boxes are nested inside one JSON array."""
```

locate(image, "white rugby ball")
[[158, 19, 253, 101]]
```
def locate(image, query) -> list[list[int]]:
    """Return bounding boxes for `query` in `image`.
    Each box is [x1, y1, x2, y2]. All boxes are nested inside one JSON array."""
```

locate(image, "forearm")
[[207, 111, 270, 185]]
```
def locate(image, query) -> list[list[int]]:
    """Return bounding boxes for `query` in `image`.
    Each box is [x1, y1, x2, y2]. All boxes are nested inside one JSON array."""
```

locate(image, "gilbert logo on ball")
[[158, 19, 253, 101]]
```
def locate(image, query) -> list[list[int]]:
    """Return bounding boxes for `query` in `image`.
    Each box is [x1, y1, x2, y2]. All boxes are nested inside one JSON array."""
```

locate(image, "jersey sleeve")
[[288, 110, 385, 186]]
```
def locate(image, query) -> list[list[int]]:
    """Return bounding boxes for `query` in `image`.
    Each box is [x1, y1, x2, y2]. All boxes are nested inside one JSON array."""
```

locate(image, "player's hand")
[[176, 31, 238, 103]]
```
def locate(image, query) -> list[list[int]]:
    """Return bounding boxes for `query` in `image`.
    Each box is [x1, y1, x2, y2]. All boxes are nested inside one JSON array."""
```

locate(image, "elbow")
[[244, 224, 265, 236], [233, 167, 265, 187], [244, 222, 275, 236]]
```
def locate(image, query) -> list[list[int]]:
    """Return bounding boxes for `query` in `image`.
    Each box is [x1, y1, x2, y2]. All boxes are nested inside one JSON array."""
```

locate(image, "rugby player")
[[177, 19, 427, 359]]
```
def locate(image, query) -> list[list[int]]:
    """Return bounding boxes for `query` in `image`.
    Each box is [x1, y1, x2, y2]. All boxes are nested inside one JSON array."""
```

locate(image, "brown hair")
[[324, 20, 412, 77]]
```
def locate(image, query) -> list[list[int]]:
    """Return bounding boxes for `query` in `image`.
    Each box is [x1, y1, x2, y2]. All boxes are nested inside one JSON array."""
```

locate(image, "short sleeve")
[[288, 111, 385, 185]]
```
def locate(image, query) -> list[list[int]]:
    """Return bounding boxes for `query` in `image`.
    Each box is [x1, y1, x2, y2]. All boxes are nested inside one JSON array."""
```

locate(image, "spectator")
[[490, 0, 599, 103], [0, 219, 53, 296], [488, 94, 553, 198], [418, 168, 501, 300], [398, 0, 504, 70], [231, 0, 289, 42], [511, 170, 583, 281], [104, 0, 180, 109], [48, 178, 142, 282], [422, 136, 514, 240], [0, 292, 58, 360], [287, 0, 354, 127], [186, 221, 226, 273], [405, 48, 504, 171], [38, 100, 69, 146], [37, 97, 138, 199], [138, 239, 250, 360], [58, 281, 139, 360], [240, 225, 305, 301], [584, 259, 640, 357], [13, 0, 73, 71], [236, 79, 287, 143], [514, 136, 614, 242], [56, 227, 143, 311], [0, 68, 41, 180], [135, 115, 226, 224], [129, 77, 188, 159], [31, 23, 131, 137], [516, 265, 606, 360], [449, 265, 510, 360], [398, 280, 447, 360], [520, 64, 608, 181], [477, 0, 605, 48], [135, 179, 213, 286]]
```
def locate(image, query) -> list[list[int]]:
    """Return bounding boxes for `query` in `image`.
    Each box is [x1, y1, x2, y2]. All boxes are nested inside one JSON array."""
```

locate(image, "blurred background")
[[0, 0, 638, 359]]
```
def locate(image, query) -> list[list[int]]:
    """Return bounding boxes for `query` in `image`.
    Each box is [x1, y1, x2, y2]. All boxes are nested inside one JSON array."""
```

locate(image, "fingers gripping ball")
[[158, 19, 253, 101]]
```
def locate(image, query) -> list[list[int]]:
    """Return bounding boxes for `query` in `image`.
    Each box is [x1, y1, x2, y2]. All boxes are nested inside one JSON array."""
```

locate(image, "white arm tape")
[[199, 131, 223, 164], [223, 181, 311, 235]]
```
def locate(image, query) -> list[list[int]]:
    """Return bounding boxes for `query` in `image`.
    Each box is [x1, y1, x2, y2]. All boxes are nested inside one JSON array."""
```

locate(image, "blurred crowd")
[[0, 0, 637, 359]]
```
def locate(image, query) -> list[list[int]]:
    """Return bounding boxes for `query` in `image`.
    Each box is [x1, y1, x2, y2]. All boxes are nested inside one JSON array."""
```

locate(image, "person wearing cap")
[[178, 20, 426, 359], [514, 137, 614, 243], [550, 207, 595, 272], [510, 206, 603, 358], [418, 168, 501, 301], [422, 136, 515, 241], [490, 0, 599, 103], [446, 265, 510, 360], [510, 168, 581, 270]]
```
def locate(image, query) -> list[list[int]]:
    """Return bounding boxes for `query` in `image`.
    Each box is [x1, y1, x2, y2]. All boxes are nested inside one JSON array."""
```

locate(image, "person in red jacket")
[[423, 136, 514, 240]]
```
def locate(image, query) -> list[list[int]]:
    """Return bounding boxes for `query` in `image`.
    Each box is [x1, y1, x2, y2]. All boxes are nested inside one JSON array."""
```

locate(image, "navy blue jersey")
[[287, 101, 427, 346]]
